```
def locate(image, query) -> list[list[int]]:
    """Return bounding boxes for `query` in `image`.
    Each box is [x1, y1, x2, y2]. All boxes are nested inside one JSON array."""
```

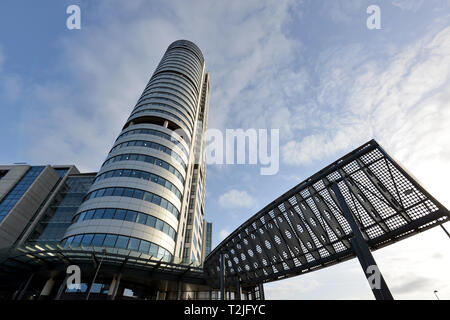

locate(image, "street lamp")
[[433, 290, 440, 300]]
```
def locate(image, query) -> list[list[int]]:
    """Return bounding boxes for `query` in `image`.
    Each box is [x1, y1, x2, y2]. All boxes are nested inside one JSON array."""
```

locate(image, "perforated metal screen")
[[204, 140, 449, 288]]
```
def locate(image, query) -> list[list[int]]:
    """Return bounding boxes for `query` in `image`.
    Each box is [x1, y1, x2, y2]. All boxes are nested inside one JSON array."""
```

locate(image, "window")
[[92, 234, 106, 246], [116, 236, 129, 249], [93, 209, 104, 219], [84, 210, 94, 220], [122, 188, 134, 197], [128, 238, 140, 251], [72, 235, 83, 247], [137, 213, 147, 224], [115, 209, 127, 220], [103, 208, 115, 219], [103, 188, 114, 197], [103, 234, 118, 247], [155, 219, 164, 231], [132, 189, 144, 200], [124, 211, 137, 222], [139, 241, 150, 254], [113, 188, 124, 197], [81, 234, 94, 245], [146, 216, 156, 228]]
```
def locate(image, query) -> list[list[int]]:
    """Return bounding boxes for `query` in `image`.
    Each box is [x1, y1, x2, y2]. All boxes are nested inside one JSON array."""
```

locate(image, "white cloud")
[[392, 0, 425, 12], [14, 0, 302, 172], [281, 25, 450, 189], [218, 189, 255, 209], [219, 229, 230, 241]]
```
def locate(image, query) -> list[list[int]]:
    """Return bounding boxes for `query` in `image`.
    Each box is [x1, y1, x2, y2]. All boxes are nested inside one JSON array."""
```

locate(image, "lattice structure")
[[204, 140, 449, 288]]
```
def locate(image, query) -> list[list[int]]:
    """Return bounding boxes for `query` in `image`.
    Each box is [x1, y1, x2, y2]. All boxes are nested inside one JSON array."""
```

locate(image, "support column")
[[16, 272, 35, 300], [330, 183, 394, 300], [39, 277, 55, 299], [108, 273, 122, 300], [55, 272, 70, 300], [258, 283, 265, 300], [177, 281, 183, 300], [235, 277, 242, 300], [219, 253, 225, 300]]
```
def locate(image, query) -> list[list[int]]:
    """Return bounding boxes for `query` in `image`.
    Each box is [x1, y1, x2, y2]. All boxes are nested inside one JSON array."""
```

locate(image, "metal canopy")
[[204, 139, 449, 288], [0, 245, 206, 285]]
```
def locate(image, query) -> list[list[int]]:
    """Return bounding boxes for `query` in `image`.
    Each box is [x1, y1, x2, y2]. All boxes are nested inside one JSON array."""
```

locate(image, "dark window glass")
[[122, 188, 134, 197], [81, 234, 94, 245], [79, 212, 86, 221], [114, 209, 127, 220], [124, 211, 137, 222], [72, 235, 83, 246], [104, 188, 114, 197], [127, 238, 140, 251], [112, 170, 122, 177], [96, 189, 105, 197], [92, 234, 106, 246], [146, 216, 156, 228], [113, 188, 124, 196], [151, 194, 161, 205], [139, 241, 150, 254], [103, 234, 118, 247], [93, 209, 105, 219], [143, 192, 153, 202], [84, 210, 94, 220], [103, 208, 115, 219], [155, 219, 164, 231], [122, 169, 132, 177], [132, 189, 144, 200], [116, 236, 129, 249], [136, 213, 147, 224]]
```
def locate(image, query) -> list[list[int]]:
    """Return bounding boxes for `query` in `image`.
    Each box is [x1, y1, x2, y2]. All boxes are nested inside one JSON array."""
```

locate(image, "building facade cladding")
[[62, 40, 210, 264], [0, 165, 75, 249]]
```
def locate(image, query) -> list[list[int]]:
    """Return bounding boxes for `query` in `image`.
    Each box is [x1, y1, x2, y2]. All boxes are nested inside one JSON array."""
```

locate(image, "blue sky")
[[0, 0, 449, 299]]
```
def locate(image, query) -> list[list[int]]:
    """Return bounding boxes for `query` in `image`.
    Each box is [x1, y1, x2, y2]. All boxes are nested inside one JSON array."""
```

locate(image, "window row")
[[145, 78, 197, 108], [84, 187, 179, 219], [117, 127, 190, 156], [154, 65, 199, 92], [134, 100, 194, 126], [131, 108, 192, 134], [142, 84, 196, 109], [94, 169, 182, 200], [72, 208, 176, 240], [139, 86, 196, 111], [110, 139, 187, 170], [157, 60, 200, 85], [136, 91, 195, 120], [164, 50, 203, 71], [136, 95, 196, 120], [147, 73, 197, 99], [61, 233, 173, 262], [164, 52, 203, 76], [102, 153, 184, 183]]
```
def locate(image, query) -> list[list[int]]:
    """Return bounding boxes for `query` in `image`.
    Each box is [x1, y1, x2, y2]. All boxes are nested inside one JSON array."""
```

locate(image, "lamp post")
[[433, 290, 440, 300]]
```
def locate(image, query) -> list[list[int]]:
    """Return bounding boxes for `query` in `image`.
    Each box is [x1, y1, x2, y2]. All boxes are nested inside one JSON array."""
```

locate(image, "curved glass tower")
[[61, 40, 210, 264]]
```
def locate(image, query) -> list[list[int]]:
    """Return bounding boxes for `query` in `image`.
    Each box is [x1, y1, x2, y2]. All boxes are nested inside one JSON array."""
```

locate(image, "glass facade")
[[25, 175, 95, 245], [0, 166, 44, 223]]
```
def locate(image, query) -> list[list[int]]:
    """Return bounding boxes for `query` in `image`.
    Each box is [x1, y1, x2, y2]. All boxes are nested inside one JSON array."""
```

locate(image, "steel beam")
[[330, 182, 393, 300]]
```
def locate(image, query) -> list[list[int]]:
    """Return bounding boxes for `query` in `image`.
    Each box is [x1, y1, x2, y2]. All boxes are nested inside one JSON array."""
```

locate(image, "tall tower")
[[61, 40, 210, 265]]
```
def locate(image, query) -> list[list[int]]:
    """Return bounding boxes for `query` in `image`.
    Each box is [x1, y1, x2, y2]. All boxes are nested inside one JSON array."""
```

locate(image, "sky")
[[0, 0, 449, 299]]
